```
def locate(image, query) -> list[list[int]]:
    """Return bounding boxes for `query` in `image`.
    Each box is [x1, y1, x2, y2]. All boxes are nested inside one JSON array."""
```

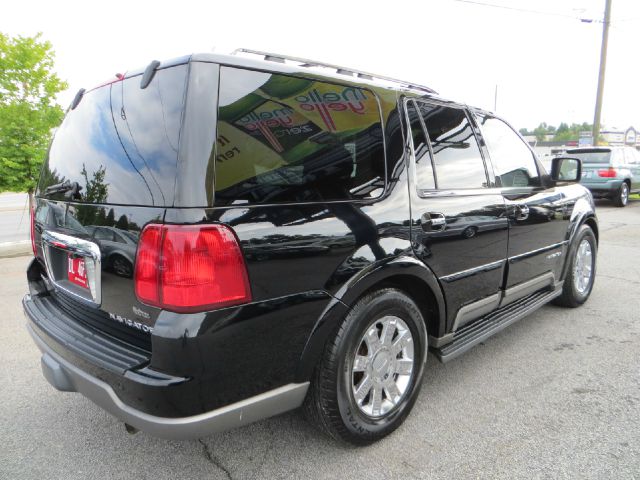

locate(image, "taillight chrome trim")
[[41, 230, 102, 306]]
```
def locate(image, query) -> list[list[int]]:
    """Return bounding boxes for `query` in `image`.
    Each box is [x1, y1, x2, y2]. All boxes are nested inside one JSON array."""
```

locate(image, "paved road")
[[0, 192, 30, 244], [1, 200, 639, 479]]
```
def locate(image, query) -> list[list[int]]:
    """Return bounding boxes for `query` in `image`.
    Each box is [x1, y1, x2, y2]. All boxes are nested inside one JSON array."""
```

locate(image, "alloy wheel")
[[351, 316, 415, 417]]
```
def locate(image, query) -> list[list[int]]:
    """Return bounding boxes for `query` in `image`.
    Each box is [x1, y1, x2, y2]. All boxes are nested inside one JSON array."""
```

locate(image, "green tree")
[[75, 164, 109, 225], [556, 122, 569, 135], [0, 32, 67, 192], [115, 214, 129, 230], [533, 122, 549, 142]]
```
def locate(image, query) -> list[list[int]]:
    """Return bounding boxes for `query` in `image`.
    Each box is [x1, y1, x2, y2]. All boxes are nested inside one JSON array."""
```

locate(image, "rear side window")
[[411, 102, 487, 190], [476, 115, 540, 188], [213, 67, 385, 205], [624, 148, 640, 164], [406, 101, 435, 189], [38, 65, 188, 206]]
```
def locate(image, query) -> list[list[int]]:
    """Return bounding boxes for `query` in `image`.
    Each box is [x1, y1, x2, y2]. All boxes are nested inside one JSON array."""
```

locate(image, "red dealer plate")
[[68, 255, 89, 289]]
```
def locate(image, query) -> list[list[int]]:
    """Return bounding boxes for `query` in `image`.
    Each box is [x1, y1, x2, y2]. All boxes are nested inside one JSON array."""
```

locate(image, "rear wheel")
[[614, 182, 629, 207], [111, 255, 133, 278], [304, 288, 427, 445], [554, 225, 597, 307]]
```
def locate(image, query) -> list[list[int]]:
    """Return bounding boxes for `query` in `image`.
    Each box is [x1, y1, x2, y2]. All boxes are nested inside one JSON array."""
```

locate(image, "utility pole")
[[592, 0, 612, 146]]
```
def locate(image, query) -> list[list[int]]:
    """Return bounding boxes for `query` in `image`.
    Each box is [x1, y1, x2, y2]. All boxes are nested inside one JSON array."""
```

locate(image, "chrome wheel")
[[351, 315, 414, 417], [573, 239, 593, 295], [620, 183, 629, 206]]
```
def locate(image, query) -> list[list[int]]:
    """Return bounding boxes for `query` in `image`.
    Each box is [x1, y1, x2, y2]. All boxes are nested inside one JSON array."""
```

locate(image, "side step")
[[434, 288, 562, 363]]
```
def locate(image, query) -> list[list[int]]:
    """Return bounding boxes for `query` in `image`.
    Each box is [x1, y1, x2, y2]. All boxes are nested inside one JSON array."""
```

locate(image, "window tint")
[[112, 231, 127, 244], [214, 67, 385, 205], [406, 101, 435, 189], [566, 150, 611, 164], [38, 65, 188, 206], [418, 104, 487, 189], [477, 115, 540, 187], [93, 228, 115, 241]]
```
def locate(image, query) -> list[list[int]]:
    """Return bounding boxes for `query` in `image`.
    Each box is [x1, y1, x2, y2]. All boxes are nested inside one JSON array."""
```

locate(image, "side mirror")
[[551, 157, 582, 183]]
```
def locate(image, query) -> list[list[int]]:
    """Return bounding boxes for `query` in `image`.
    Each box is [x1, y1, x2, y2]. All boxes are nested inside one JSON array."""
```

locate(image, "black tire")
[[613, 182, 629, 207], [111, 255, 133, 278], [304, 288, 427, 445], [554, 225, 597, 308], [462, 226, 478, 239]]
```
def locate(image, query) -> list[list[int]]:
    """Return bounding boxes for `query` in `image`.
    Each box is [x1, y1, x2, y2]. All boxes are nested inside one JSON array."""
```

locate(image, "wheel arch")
[[582, 215, 599, 245], [560, 211, 598, 283], [295, 256, 446, 382]]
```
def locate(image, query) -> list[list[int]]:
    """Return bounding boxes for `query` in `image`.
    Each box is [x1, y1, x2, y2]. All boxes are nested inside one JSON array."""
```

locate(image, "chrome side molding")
[[41, 230, 102, 305]]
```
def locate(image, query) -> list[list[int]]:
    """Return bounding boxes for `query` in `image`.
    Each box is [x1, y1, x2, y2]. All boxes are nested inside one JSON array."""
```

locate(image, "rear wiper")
[[44, 180, 83, 199]]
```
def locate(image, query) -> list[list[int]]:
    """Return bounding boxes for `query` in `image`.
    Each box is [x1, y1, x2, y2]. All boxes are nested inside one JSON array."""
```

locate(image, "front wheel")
[[304, 288, 427, 445], [554, 225, 597, 307]]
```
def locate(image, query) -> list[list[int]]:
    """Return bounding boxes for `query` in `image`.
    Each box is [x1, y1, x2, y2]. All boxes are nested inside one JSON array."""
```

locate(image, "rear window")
[[567, 150, 612, 164], [213, 67, 386, 206], [38, 65, 188, 206]]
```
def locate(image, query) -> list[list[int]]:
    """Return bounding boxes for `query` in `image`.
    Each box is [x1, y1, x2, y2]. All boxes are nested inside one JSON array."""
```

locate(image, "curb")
[[0, 241, 31, 259]]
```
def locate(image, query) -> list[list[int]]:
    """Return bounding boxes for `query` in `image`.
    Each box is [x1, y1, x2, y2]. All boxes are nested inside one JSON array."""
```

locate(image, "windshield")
[[567, 150, 612, 164], [37, 64, 188, 206]]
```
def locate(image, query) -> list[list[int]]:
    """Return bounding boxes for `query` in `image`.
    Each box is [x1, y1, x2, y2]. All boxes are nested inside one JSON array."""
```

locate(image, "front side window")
[[477, 114, 540, 188], [214, 67, 386, 205], [417, 103, 487, 189]]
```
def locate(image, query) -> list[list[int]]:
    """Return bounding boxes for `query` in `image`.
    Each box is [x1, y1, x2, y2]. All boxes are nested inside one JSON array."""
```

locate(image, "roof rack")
[[230, 48, 437, 95]]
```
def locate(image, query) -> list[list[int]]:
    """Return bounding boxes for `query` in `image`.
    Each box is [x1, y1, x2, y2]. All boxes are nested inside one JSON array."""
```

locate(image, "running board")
[[434, 288, 562, 363]]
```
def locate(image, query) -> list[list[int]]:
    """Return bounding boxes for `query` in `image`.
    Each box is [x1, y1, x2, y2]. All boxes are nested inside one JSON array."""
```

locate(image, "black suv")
[[23, 50, 598, 445]]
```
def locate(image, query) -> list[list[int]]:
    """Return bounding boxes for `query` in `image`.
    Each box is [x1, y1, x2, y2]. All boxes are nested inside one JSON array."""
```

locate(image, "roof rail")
[[230, 48, 437, 95]]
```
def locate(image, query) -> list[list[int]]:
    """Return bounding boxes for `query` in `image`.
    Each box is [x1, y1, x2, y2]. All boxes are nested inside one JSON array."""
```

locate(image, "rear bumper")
[[23, 294, 308, 439], [581, 179, 623, 197]]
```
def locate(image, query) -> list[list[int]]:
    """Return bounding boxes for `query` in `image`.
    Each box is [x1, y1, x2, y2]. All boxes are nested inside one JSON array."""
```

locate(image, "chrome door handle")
[[515, 204, 529, 221], [421, 212, 446, 231]]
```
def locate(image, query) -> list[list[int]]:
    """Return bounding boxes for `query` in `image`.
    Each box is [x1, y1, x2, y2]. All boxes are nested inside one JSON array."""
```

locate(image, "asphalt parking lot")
[[1, 199, 639, 479]]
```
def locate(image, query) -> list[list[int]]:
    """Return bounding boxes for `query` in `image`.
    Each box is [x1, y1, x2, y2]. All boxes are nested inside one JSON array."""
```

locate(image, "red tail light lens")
[[597, 168, 617, 178], [30, 204, 37, 257], [134, 224, 251, 313], [135, 225, 163, 306]]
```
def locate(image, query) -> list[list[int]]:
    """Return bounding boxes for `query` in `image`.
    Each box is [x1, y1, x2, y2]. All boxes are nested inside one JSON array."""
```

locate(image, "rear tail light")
[[597, 168, 617, 178], [30, 203, 37, 257], [134, 224, 251, 313]]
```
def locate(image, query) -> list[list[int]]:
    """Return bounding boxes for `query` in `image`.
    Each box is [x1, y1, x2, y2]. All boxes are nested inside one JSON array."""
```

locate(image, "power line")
[[448, 0, 603, 22]]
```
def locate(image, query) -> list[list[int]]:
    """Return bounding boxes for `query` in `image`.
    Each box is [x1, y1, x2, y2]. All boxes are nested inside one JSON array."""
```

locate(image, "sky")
[[2, 0, 639, 131]]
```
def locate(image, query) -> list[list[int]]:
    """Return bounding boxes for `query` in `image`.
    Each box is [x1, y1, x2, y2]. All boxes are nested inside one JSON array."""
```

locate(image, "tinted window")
[[566, 149, 611, 164], [418, 104, 487, 189], [38, 65, 188, 206], [112, 231, 127, 244], [214, 67, 385, 205], [93, 228, 115, 241], [477, 115, 540, 187], [406, 101, 435, 189]]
